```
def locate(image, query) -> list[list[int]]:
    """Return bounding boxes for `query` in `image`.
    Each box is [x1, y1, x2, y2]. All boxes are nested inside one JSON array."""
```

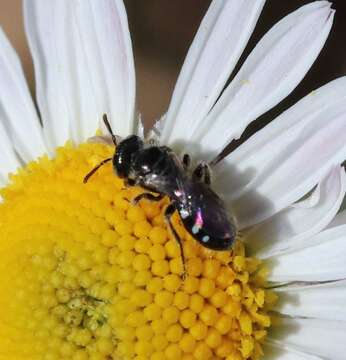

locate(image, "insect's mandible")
[[84, 114, 237, 278]]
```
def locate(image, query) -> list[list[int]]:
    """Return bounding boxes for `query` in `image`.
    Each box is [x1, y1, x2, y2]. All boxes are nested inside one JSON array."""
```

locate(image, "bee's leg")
[[182, 154, 191, 170], [164, 203, 187, 280], [132, 193, 164, 205]]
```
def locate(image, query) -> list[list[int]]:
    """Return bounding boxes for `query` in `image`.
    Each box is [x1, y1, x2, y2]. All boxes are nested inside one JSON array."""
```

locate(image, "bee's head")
[[113, 135, 144, 178]]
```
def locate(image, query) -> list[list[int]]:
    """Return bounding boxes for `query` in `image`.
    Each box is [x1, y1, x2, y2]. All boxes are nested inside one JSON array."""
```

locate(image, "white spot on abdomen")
[[202, 235, 210, 243], [192, 225, 199, 234]]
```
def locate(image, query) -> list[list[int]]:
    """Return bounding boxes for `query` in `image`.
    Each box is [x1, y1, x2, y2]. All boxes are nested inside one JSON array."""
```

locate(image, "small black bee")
[[84, 115, 237, 277]]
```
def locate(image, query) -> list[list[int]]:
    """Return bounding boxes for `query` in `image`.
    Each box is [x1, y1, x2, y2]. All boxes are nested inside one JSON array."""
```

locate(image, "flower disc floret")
[[0, 142, 276, 359]]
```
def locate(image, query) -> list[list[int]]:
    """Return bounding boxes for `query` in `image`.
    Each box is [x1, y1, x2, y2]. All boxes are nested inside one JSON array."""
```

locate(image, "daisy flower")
[[0, 0, 345, 359]]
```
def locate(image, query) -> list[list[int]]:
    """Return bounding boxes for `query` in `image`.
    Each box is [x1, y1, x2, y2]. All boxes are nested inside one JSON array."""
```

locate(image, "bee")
[[84, 115, 237, 277]]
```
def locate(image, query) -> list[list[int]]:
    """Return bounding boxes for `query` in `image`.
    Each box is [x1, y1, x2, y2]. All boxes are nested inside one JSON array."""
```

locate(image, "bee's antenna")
[[83, 157, 112, 183], [103, 114, 117, 147]]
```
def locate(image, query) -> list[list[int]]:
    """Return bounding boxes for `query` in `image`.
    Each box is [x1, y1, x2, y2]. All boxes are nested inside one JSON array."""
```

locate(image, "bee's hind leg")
[[164, 203, 187, 280]]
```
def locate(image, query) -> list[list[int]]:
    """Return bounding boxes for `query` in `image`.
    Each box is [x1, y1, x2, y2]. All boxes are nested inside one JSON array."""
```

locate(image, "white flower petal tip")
[[160, 0, 266, 150], [273, 279, 346, 322], [268, 317, 346, 360], [0, 28, 46, 162], [244, 166, 346, 259], [214, 76, 346, 229], [24, 0, 135, 150], [191, 1, 335, 159], [267, 223, 346, 283]]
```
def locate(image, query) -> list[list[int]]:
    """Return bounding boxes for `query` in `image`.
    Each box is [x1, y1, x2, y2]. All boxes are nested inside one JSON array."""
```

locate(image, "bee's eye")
[[114, 136, 143, 178]]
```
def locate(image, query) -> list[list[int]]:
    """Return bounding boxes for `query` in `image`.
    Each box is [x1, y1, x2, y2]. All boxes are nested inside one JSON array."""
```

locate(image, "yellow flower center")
[[0, 142, 277, 360]]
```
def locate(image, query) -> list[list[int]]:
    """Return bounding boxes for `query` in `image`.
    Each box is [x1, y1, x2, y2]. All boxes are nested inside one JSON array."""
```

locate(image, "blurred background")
[[1, 0, 345, 144]]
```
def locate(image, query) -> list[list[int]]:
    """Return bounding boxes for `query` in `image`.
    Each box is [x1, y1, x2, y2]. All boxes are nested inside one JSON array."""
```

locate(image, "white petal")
[[0, 121, 20, 185], [274, 280, 346, 322], [268, 225, 346, 282], [0, 28, 46, 161], [24, 1, 73, 149], [24, 0, 135, 150], [191, 1, 334, 160], [160, 0, 266, 148], [73, 0, 136, 137], [264, 341, 323, 360], [214, 76, 346, 228], [244, 166, 346, 258], [268, 317, 346, 360]]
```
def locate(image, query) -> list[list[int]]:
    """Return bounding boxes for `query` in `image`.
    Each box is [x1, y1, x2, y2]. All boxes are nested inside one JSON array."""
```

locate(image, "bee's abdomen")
[[177, 183, 236, 251]]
